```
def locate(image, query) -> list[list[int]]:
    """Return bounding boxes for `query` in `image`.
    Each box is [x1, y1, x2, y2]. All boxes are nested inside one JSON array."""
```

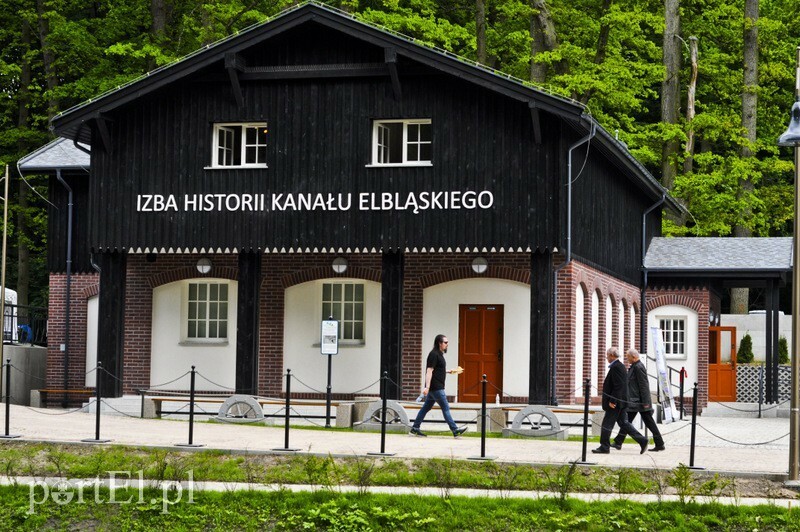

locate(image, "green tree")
[[778, 336, 788, 365], [737, 333, 754, 364]]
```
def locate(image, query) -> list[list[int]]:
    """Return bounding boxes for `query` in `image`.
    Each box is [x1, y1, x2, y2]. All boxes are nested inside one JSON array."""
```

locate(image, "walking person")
[[410, 334, 467, 438], [592, 347, 649, 454], [612, 348, 665, 451]]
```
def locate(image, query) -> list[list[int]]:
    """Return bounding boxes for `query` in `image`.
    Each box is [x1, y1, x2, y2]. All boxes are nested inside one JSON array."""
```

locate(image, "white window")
[[370, 119, 432, 166], [659, 317, 685, 358], [322, 282, 364, 342], [187, 282, 229, 341], [210, 123, 268, 167]]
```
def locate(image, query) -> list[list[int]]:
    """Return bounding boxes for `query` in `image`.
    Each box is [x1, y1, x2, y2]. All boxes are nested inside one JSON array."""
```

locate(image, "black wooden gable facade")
[[49, 2, 678, 281]]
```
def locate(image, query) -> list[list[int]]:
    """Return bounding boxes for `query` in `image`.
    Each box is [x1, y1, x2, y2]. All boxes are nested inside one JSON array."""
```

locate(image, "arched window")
[[575, 286, 584, 398], [618, 300, 625, 353], [591, 291, 600, 389], [605, 295, 613, 356]]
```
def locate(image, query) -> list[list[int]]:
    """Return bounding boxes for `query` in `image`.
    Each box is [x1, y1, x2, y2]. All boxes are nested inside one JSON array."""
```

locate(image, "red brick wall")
[[52, 252, 703, 407], [554, 259, 642, 405], [47, 273, 100, 391]]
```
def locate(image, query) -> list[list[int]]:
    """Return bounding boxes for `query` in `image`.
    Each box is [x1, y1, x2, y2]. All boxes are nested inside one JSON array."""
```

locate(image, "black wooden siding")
[[570, 145, 662, 284], [48, 20, 662, 282], [48, 174, 94, 273], [91, 66, 562, 253]]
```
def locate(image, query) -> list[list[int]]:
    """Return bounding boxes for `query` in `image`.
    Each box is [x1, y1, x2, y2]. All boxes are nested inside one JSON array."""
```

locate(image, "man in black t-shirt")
[[410, 334, 466, 437]]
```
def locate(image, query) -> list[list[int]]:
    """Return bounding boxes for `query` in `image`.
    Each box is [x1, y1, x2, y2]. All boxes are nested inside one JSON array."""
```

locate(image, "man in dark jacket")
[[592, 347, 648, 454], [612, 348, 665, 451]]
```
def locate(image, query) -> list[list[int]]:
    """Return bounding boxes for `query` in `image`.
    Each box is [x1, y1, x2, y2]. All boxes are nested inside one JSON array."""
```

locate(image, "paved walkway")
[[0, 403, 793, 479]]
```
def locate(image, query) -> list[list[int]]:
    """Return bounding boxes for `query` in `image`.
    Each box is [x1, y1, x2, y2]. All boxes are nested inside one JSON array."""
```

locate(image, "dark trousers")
[[614, 410, 664, 448], [599, 407, 645, 450]]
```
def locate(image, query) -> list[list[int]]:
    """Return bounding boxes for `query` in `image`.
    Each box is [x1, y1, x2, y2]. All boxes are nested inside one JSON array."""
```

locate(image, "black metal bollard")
[[368, 371, 395, 457], [759, 363, 764, 418], [284, 369, 292, 448], [188, 366, 196, 443], [1, 359, 19, 439], [82, 362, 109, 443], [380, 371, 388, 453], [177, 366, 203, 447], [679, 367, 686, 420], [581, 378, 591, 462], [480, 374, 487, 458], [325, 354, 333, 428], [690, 383, 699, 468], [273, 369, 299, 451]]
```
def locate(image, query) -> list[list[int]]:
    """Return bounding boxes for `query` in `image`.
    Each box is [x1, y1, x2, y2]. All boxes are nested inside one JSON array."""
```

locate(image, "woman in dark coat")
[[612, 348, 665, 451]]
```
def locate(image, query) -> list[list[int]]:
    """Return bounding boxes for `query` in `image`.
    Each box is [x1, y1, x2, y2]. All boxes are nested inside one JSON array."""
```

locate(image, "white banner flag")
[[650, 326, 678, 424]]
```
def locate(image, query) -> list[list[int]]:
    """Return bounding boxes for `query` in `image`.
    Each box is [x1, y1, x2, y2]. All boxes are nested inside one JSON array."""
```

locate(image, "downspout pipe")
[[55, 170, 73, 405], [551, 118, 596, 405], [640, 194, 666, 354]]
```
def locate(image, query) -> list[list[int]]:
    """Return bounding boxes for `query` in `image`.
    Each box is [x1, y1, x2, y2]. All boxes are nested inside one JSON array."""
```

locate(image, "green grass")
[[2, 487, 798, 531], [1, 441, 798, 529]]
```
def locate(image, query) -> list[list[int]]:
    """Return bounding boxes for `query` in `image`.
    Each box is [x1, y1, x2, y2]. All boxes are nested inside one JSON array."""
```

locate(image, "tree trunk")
[[529, 0, 563, 82], [731, 0, 759, 315], [15, 18, 33, 308], [36, 0, 59, 118], [683, 36, 698, 174], [476, 0, 487, 65], [661, 0, 680, 192], [577, 0, 613, 104]]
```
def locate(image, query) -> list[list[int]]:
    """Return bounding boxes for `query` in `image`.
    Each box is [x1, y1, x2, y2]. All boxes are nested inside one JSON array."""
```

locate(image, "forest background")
[[0, 0, 797, 311]]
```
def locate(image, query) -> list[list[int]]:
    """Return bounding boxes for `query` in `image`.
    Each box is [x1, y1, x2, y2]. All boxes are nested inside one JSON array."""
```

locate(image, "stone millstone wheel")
[[508, 405, 562, 437], [216, 395, 264, 423], [362, 399, 409, 426]]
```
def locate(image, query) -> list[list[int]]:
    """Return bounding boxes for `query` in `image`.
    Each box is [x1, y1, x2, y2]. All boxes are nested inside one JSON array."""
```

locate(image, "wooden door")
[[708, 326, 737, 402], [458, 305, 503, 403]]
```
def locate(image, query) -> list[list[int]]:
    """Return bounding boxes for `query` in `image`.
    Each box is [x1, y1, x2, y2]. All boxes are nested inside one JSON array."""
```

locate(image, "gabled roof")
[[18, 137, 90, 173], [51, 2, 584, 137], [49, 1, 682, 213], [645, 237, 792, 278]]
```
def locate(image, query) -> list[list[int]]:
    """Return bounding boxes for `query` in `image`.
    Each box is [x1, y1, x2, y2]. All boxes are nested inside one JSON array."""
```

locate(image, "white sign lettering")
[[135, 190, 494, 214]]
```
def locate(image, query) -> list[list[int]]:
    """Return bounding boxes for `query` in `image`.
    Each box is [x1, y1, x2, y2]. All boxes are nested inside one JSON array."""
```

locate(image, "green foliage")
[[1, 485, 798, 531], [779, 335, 789, 365], [738, 333, 754, 364], [667, 463, 697, 505]]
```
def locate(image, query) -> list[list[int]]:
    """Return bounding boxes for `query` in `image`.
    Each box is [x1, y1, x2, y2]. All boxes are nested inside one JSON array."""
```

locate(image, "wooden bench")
[[31, 389, 95, 407], [140, 395, 344, 419]]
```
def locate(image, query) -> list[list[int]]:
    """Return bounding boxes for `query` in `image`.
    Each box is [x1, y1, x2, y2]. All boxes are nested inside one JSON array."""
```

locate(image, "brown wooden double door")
[[458, 304, 503, 403]]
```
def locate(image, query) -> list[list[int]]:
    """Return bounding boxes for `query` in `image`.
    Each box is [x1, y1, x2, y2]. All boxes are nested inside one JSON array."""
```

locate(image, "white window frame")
[[658, 317, 686, 359], [209, 122, 268, 168], [321, 282, 365, 344], [368, 119, 432, 167], [183, 281, 230, 344]]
